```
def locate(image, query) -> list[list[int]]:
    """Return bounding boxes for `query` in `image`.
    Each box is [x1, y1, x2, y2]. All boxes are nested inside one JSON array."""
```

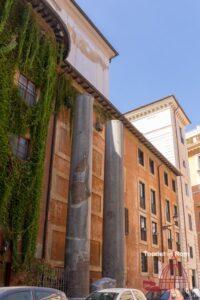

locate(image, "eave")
[[64, 62, 181, 177], [25, 0, 71, 60]]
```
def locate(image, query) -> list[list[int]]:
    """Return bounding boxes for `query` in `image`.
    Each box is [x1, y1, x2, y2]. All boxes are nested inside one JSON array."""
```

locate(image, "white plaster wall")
[[47, 0, 113, 98], [188, 155, 200, 186], [132, 108, 176, 165]]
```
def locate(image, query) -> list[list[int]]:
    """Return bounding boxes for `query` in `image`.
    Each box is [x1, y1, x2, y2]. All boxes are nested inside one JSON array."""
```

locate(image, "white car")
[[86, 288, 146, 300]]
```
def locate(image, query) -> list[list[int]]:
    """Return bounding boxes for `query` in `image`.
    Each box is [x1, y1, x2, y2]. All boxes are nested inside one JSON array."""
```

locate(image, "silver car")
[[0, 286, 67, 300]]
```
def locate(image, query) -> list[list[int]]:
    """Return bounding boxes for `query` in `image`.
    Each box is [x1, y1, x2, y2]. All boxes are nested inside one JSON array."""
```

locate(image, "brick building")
[[0, 0, 189, 297], [125, 96, 200, 288], [186, 127, 200, 259]]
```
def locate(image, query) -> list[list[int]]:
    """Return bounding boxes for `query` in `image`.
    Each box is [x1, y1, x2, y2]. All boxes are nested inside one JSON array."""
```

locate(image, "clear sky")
[[76, 0, 200, 129]]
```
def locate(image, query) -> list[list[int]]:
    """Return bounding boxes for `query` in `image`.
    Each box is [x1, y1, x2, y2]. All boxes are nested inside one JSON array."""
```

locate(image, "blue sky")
[[76, 0, 200, 129]]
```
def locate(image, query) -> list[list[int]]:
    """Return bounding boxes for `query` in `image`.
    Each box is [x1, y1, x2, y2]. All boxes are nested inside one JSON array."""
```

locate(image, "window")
[[183, 160, 186, 168], [185, 183, 189, 196], [152, 222, 158, 245], [139, 181, 146, 209], [138, 148, 144, 166], [174, 205, 179, 226], [18, 74, 37, 106], [125, 208, 129, 236], [169, 259, 174, 275], [197, 156, 200, 170], [172, 179, 176, 193], [149, 159, 155, 175], [176, 233, 180, 251], [168, 229, 172, 249], [178, 261, 182, 277], [9, 135, 29, 160], [141, 252, 148, 272], [188, 214, 193, 231], [189, 246, 193, 258], [2, 291, 32, 300], [151, 189, 156, 215], [165, 200, 171, 222], [140, 216, 147, 241], [153, 256, 159, 274], [164, 172, 168, 186], [120, 292, 134, 300], [179, 127, 184, 144], [35, 291, 62, 300]]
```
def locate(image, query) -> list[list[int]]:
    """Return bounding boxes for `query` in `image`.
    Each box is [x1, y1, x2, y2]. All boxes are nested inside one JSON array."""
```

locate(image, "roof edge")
[[125, 95, 191, 125], [64, 62, 181, 177]]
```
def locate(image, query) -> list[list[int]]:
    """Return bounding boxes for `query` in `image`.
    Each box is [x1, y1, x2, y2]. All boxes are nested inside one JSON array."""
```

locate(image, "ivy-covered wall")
[[0, 0, 75, 270]]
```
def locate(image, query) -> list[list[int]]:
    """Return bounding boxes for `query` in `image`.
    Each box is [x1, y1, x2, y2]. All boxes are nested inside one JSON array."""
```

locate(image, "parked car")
[[146, 289, 183, 300], [191, 289, 200, 299], [86, 288, 146, 300], [0, 286, 67, 300]]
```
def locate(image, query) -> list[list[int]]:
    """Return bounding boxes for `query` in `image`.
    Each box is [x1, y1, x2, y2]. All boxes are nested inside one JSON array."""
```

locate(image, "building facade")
[[0, 0, 190, 297], [125, 96, 200, 288], [186, 127, 200, 258]]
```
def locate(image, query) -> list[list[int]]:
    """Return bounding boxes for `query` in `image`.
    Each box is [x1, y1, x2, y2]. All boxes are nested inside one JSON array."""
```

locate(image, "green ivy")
[[0, 0, 76, 270]]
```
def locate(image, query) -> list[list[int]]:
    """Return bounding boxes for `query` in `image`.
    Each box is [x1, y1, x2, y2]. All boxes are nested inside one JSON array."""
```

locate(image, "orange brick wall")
[[193, 185, 200, 257], [38, 105, 180, 290]]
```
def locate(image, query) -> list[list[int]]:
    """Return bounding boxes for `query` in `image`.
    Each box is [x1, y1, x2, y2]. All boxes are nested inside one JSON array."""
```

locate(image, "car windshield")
[[86, 292, 119, 300]]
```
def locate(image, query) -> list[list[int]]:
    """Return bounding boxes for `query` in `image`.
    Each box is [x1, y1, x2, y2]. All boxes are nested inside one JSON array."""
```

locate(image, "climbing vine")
[[0, 0, 76, 270]]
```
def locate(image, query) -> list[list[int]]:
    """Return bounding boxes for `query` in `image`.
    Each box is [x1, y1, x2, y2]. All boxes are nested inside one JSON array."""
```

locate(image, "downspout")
[[173, 107, 189, 261], [158, 163, 165, 263], [42, 67, 69, 259]]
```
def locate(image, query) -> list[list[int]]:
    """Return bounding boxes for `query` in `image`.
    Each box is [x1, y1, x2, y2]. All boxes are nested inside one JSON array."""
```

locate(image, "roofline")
[[125, 95, 191, 124], [64, 62, 181, 177], [70, 0, 119, 59]]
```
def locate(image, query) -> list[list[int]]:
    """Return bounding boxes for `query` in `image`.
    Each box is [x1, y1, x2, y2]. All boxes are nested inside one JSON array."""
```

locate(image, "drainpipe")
[[42, 67, 68, 259], [173, 107, 188, 261], [158, 163, 165, 263]]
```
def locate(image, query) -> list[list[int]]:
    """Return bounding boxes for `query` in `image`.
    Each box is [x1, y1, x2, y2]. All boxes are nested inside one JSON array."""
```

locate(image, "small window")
[[141, 252, 148, 273], [152, 222, 158, 245], [153, 256, 159, 274], [125, 208, 129, 236], [172, 179, 176, 192], [197, 155, 200, 170], [189, 246, 193, 258], [185, 183, 189, 196], [178, 261, 182, 276], [18, 74, 37, 106], [169, 259, 174, 275], [183, 160, 186, 168], [139, 181, 146, 209], [176, 232, 180, 251], [165, 200, 171, 222], [10, 136, 29, 160], [138, 148, 144, 166], [150, 189, 156, 215], [164, 172, 169, 186], [174, 205, 179, 226], [188, 214, 193, 231], [179, 127, 184, 144], [168, 229, 172, 249], [149, 159, 155, 175], [140, 216, 147, 241]]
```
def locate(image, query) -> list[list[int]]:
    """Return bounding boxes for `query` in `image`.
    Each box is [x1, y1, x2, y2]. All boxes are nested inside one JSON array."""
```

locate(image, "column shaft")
[[102, 120, 125, 287], [65, 93, 93, 298]]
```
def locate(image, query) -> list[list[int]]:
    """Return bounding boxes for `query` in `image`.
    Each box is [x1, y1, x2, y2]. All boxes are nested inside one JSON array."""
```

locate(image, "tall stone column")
[[102, 120, 125, 287], [65, 94, 93, 298]]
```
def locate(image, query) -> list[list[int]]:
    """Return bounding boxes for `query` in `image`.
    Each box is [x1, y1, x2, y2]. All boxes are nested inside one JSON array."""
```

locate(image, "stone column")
[[65, 94, 93, 298], [102, 120, 125, 287]]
